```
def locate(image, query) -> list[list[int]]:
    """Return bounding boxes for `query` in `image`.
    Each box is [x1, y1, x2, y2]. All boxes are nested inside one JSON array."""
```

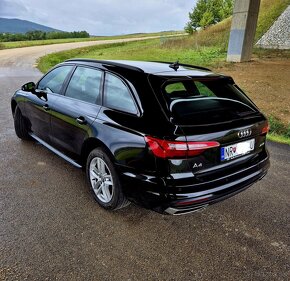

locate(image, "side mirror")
[[21, 82, 35, 92]]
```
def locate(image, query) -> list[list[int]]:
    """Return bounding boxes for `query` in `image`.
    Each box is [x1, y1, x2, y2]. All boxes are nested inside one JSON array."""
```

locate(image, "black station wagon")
[[11, 60, 270, 215]]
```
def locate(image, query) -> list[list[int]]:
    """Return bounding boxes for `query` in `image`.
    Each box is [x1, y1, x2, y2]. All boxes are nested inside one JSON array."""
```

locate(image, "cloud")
[[0, 0, 29, 18], [0, 0, 196, 35]]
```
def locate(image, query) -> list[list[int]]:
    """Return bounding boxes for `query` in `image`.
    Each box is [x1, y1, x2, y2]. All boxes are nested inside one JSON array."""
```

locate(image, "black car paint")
[[12, 60, 270, 214]]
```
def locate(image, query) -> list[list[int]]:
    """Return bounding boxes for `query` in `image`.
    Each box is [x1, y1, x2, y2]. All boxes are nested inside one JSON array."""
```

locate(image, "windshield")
[[150, 76, 259, 125]]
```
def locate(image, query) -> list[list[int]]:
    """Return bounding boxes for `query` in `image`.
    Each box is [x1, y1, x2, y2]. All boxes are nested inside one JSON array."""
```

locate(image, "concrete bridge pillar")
[[227, 0, 261, 62]]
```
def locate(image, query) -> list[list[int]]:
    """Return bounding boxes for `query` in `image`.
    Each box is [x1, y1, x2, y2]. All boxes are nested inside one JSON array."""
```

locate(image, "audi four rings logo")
[[238, 129, 252, 138]]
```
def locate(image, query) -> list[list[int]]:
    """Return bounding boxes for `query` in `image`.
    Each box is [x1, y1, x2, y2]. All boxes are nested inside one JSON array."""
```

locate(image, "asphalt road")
[[0, 41, 289, 281]]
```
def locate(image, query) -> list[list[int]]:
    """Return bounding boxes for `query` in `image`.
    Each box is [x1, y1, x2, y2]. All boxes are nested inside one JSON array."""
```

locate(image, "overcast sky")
[[0, 0, 196, 35]]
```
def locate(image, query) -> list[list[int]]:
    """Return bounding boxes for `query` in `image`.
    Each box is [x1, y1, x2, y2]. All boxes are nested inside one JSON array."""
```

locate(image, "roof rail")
[[151, 61, 211, 72], [65, 59, 144, 73]]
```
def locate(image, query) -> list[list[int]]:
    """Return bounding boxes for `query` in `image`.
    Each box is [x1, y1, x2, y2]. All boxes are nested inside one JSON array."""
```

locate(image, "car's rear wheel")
[[14, 105, 31, 140], [86, 148, 130, 210]]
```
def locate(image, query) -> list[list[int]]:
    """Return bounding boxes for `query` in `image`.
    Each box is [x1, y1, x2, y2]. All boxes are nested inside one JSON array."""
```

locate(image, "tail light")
[[144, 136, 220, 159], [261, 121, 270, 135]]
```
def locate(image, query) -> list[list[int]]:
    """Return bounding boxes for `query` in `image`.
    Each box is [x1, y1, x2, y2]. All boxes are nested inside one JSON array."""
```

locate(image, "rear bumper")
[[165, 163, 268, 215], [120, 151, 270, 215]]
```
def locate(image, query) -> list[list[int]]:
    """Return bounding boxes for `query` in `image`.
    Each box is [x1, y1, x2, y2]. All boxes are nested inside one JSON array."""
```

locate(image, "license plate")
[[221, 139, 255, 161]]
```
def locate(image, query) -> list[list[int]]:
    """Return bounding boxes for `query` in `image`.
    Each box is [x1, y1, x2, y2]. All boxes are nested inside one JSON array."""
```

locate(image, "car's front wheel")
[[14, 105, 31, 140], [86, 148, 130, 210]]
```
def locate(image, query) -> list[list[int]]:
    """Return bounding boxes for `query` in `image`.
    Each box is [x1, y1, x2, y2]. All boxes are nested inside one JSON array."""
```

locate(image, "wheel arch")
[[80, 137, 114, 169], [11, 100, 17, 116]]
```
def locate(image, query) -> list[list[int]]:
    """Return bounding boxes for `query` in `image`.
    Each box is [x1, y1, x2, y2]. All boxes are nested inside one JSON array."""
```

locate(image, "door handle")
[[43, 104, 50, 111], [76, 116, 87, 125]]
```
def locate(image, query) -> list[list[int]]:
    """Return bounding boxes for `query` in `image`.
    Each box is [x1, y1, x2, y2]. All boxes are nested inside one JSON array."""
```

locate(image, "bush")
[[268, 115, 290, 137]]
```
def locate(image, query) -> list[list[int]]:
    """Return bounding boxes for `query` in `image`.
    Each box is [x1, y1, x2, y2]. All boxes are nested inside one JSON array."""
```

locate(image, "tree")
[[185, 0, 233, 33], [199, 10, 214, 28], [0, 30, 90, 42], [26, 30, 46, 40]]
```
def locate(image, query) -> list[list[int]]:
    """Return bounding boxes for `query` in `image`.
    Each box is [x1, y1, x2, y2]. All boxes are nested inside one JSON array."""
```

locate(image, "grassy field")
[[37, 38, 226, 72], [0, 31, 182, 50], [36, 0, 290, 144]]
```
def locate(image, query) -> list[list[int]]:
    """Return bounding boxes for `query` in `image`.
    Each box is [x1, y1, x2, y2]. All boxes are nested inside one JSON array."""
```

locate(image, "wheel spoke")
[[97, 158, 105, 174], [104, 175, 113, 185], [90, 169, 100, 181], [93, 180, 102, 191], [95, 182, 103, 195], [92, 167, 99, 175], [102, 183, 112, 201]]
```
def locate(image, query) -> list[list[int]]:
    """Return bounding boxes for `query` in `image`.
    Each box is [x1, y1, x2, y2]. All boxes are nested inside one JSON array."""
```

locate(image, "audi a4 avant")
[[11, 60, 270, 215]]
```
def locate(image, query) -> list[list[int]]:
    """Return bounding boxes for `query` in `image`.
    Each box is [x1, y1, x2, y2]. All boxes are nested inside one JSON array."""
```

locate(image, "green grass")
[[266, 116, 290, 145], [163, 17, 232, 52], [268, 116, 290, 137], [37, 38, 226, 72], [253, 48, 290, 59], [0, 31, 183, 50], [267, 134, 290, 145]]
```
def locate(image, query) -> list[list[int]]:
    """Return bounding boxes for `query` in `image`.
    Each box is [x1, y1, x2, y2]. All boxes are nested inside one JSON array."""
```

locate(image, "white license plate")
[[221, 139, 255, 161]]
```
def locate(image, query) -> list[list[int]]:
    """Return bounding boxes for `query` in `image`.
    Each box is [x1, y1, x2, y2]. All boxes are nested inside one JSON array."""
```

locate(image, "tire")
[[86, 147, 130, 210], [14, 105, 31, 140]]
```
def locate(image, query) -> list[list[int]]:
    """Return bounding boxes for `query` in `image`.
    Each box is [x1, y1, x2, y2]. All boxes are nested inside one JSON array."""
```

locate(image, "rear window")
[[159, 77, 259, 125]]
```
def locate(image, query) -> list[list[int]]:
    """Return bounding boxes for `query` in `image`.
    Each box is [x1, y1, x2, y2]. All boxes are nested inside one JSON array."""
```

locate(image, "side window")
[[104, 73, 137, 114], [37, 66, 73, 94], [65, 67, 102, 104], [195, 81, 215, 97]]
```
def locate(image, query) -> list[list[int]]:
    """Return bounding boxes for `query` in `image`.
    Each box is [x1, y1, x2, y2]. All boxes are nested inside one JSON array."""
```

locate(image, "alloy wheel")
[[89, 157, 114, 203]]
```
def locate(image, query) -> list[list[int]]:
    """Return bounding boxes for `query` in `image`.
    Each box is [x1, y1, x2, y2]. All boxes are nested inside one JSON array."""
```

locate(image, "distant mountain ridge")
[[0, 18, 62, 34]]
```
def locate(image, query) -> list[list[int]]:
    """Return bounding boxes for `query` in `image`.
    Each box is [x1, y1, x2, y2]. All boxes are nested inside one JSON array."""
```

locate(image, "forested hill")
[[0, 18, 61, 33]]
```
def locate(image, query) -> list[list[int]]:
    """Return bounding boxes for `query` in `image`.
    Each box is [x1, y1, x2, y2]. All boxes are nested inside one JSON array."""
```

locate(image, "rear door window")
[[65, 66, 103, 104], [103, 73, 137, 114]]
